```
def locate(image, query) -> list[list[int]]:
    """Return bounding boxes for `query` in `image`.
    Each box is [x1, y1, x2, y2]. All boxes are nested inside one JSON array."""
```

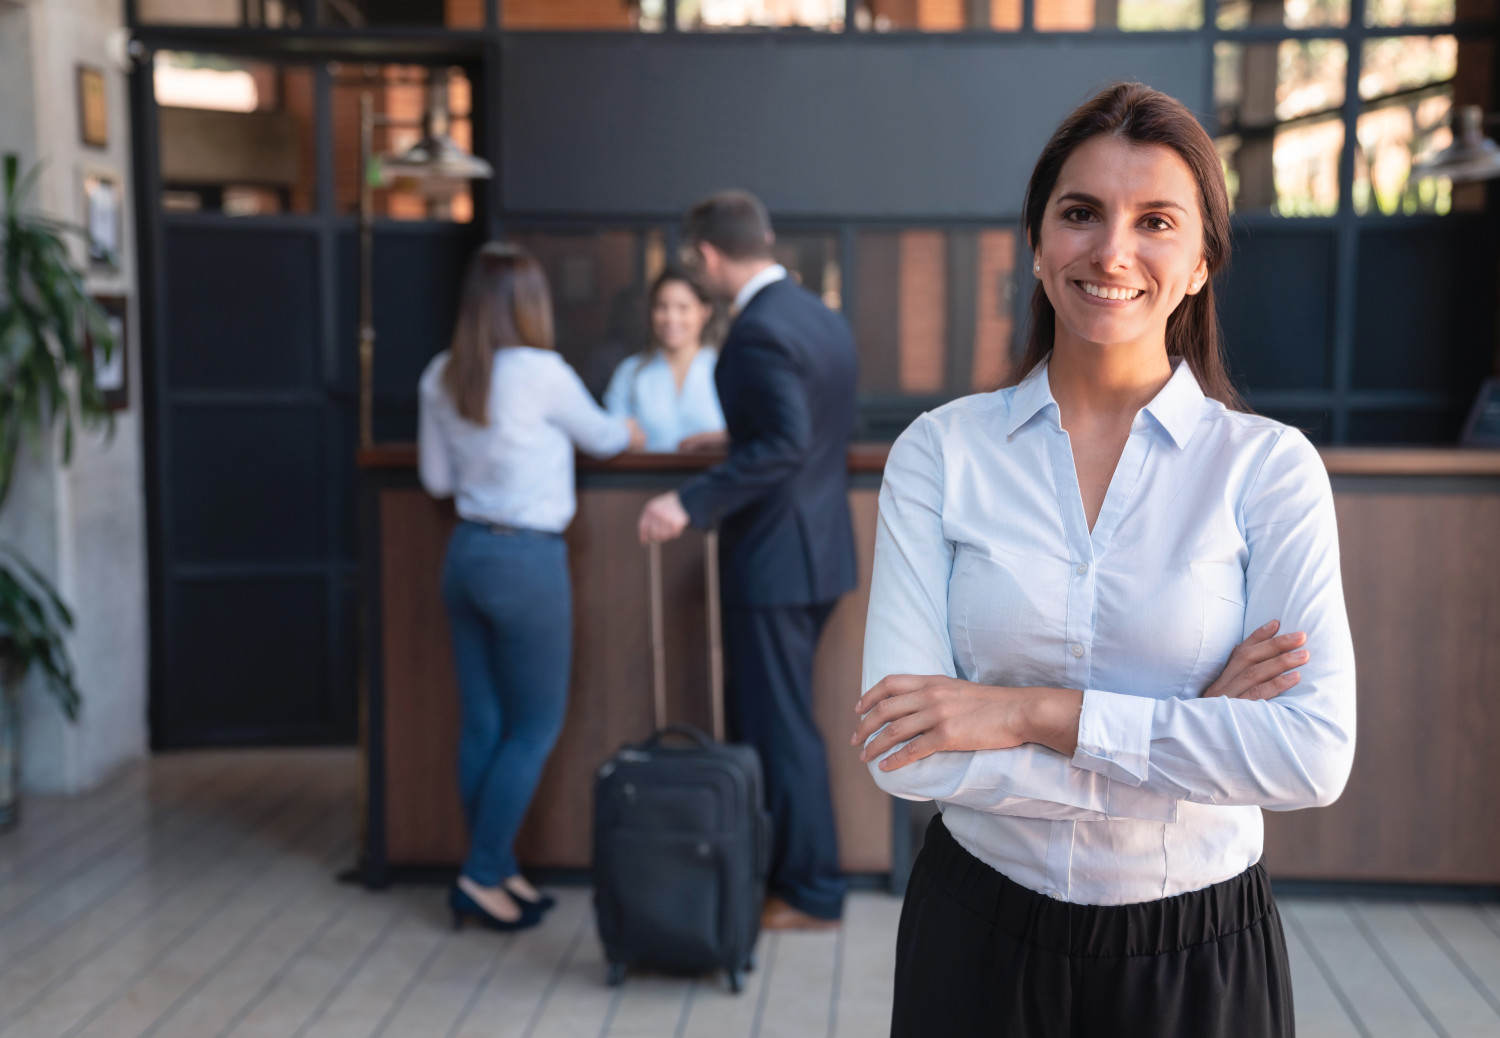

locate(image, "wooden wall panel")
[[1263, 491, 1500, 882], [379, 492, 464, 865], [814, 490, 891, 872]]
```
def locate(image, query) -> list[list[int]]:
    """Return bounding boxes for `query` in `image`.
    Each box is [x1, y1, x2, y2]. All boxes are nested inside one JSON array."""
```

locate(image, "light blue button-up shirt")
[[603, 348, 726, 453], [862, 360, 1356, 905]]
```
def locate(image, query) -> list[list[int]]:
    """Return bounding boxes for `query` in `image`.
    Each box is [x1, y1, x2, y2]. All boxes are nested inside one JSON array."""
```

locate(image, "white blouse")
[[418, 347, 631, 533], [861, 360, 1356, 906], [603, 348, 726, 452]]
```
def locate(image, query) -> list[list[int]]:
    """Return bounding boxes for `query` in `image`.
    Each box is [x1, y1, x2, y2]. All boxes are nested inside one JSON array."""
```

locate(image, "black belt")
[[473, 520, 561, 540]]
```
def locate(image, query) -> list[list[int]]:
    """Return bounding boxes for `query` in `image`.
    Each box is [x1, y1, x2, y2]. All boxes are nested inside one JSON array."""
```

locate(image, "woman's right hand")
[[1202, 620, 1309, 701], [624, 418, 647, 452]]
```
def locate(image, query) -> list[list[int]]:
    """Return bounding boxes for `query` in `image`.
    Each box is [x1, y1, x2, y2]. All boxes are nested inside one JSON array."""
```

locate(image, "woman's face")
[[651, 279, 711, 354], [1035, 136, 1210, 351]]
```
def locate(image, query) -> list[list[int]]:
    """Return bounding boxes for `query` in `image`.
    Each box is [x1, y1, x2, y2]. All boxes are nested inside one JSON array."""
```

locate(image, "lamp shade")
[[382, 134, 493, 181], [1411, 106, 1500, 185]]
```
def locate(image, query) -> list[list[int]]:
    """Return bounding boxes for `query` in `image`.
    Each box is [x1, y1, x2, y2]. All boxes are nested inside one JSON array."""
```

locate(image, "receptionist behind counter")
[[604, 268, 728, 452]]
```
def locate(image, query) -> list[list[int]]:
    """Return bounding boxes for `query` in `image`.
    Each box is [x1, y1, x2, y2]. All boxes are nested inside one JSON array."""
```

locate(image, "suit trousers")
[[892, 815, 1295, 1038], [722, 601, 848, 920]]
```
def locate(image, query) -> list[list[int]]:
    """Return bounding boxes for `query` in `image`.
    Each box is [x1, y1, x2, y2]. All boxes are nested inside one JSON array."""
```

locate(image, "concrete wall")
[[0, 0, 148, 794]]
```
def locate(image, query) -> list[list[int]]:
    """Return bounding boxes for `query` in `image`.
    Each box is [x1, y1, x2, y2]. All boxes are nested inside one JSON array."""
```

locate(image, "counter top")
[[358, 443, 1500, 477]]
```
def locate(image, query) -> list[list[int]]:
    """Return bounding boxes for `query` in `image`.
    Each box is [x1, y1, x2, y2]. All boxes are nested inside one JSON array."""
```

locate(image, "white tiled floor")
[[2, 749, 1498, 1037]]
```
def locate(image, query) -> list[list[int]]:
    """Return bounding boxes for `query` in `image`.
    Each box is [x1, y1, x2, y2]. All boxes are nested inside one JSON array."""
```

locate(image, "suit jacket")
[[678, 277, 859, 608]]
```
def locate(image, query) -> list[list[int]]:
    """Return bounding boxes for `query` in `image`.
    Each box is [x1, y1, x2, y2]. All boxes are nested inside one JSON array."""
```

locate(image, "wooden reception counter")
[[358, 444, 1500, 889]]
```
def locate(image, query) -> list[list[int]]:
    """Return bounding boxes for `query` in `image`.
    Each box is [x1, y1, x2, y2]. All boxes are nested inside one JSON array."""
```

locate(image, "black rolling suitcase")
[[592, 535, 769, 993]]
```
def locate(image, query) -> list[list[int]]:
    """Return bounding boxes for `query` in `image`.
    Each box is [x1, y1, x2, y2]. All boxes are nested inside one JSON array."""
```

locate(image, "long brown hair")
[[1011, 82, 1247, 411], [443, 242, 555, 425]]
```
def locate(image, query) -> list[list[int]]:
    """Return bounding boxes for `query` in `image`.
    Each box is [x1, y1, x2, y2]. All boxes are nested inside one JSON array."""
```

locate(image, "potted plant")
[[0, 154, 114, 830]]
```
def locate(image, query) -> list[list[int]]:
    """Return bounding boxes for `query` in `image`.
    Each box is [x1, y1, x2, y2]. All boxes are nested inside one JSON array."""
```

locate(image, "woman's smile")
[[1074, 279, 1146, 304]]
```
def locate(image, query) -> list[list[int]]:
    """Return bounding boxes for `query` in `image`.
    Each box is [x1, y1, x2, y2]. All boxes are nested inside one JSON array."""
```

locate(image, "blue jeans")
[[441, 520, 572, 887]]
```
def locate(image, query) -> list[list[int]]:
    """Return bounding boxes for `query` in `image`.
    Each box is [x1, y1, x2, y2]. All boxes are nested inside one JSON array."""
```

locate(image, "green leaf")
[[0, 155, 104, 723]]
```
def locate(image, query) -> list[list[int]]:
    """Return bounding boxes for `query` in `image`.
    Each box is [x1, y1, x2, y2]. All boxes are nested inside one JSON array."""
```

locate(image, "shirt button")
[[1048, 891, 1064, 901], [1076, 563, 1089, 575], [1071, 644, 1085, 658]]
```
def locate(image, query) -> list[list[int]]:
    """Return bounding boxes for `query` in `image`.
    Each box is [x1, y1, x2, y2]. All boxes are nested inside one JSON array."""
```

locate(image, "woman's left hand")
[[677, 430, 728, 452], [851, 676, 1081, 771]]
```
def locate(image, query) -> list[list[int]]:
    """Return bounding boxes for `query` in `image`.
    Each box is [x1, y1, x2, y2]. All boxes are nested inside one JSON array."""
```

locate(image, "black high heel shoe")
[[503, 878, 556, 912], [449, 882, 544, 932]]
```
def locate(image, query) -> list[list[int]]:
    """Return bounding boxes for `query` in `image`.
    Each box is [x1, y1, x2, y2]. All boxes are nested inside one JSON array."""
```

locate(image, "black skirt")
[[892, 815, 1295, 1038]]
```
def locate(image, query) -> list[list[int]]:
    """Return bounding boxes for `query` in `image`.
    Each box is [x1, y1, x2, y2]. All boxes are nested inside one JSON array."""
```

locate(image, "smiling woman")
[[858, 83, 1353, 1038]]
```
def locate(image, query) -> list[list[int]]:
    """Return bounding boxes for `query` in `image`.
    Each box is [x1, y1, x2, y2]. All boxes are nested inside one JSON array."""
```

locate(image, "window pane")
[[501, 0, 654, 29], [1215, 40, 1347, 214], [1354, 36, 1458, 215], [155, 53, 316, 216], [1036, 0, 1203, 31], [774, 232, 843, 312], [853, 229, 1018, 398], [1034, 0, 1096, 29], [1359, 34, 1458, 100], [320, 0, 484, 27], [677, 0, 847, 29], [331, 64, 478, 223], [1364, 0, 1456, 27], [504, 229, 674, 399], [857, 0, 1023, 30], [1217, 0, 1350, 30], [138, 0, 303, 27], [1118, 0, 1204, 30]]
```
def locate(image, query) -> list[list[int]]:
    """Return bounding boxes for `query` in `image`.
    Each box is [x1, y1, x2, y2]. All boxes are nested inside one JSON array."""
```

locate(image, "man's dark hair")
[[684, 190, 774, 261]]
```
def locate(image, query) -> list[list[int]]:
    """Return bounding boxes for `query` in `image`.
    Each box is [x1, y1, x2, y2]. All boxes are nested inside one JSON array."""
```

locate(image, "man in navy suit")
[[638, 190, 857, 929]]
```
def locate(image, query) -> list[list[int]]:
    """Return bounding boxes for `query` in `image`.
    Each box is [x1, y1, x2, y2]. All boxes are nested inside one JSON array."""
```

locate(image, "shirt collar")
[[1141, 359, 1207, 449], [1004, 362, 1060, 438], [732, 263, 787, 315], [1003, 357, 1207, 449]]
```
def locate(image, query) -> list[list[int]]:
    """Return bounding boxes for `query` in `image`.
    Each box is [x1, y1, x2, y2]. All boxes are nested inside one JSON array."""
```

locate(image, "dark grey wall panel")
[[164, 223, 320, 390], [164, 575, 331, 744], [168, 403, 326, 563], [1220, 228, 1336, 392], [1352, 224, 1497, 395], [501, 36, 1209, 218]]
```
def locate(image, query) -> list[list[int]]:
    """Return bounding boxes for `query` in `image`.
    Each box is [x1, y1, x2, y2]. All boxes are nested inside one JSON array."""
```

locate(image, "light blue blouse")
[[603, 348, 726, 453]]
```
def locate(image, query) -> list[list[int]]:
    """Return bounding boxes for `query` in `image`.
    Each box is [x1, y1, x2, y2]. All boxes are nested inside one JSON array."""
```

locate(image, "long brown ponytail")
[[1011, 82, 1247, 412], [444, 242, 555, 425]]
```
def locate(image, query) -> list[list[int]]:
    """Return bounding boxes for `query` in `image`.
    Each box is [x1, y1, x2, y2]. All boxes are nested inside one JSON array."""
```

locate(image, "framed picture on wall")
[[87, 294, 128, 411], [82, 169, 121, 271], [77, 65, 107, 149]]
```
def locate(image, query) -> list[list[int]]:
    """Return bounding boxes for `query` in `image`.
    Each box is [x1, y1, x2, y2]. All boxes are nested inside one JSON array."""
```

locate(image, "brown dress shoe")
[[760, 895, 841, 932]]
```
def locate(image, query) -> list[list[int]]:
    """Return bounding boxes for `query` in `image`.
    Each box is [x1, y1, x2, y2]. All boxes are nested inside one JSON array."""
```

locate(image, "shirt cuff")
[[1072, 689, 1156, 786], [677, 478, 711, 529]]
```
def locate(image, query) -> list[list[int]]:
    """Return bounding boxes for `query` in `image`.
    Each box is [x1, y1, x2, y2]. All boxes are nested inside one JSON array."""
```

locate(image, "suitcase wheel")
[[606, 962, 628, 987], [726, 969, 743, 994]]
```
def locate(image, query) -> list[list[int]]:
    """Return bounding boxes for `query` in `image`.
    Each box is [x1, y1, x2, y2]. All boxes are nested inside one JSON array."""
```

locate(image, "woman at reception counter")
[[604, 267, 727, 452], [418, 242, 643, 932]]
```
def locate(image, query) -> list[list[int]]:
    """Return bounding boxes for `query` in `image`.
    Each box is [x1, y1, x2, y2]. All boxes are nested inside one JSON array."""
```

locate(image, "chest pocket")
[[948, 546, 1068, 688], [1187, 561, 1247, 696]]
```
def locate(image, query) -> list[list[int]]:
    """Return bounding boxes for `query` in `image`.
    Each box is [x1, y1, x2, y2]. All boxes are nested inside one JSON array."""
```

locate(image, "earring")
[[1033, 260, 1040, 274]]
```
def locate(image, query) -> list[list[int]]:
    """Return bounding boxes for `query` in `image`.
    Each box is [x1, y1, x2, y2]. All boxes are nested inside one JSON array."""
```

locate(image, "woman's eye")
[[1143, 215, 1173, 231], [1064, 207, 1094, 223]]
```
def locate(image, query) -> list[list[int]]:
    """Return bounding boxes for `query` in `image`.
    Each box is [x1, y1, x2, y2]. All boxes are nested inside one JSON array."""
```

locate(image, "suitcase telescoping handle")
[[647, 533, 725, 741]]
